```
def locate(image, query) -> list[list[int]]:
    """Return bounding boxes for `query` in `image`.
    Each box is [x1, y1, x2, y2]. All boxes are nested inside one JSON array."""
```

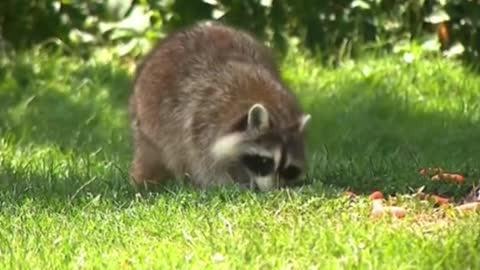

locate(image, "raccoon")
[[128, 21, 311, 191], [462, 180, 480, 204]]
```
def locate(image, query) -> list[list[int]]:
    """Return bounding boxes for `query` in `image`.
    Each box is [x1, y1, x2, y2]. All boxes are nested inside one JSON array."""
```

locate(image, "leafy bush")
[[0, 0, 478, 64], [0, 0, 162, 58]]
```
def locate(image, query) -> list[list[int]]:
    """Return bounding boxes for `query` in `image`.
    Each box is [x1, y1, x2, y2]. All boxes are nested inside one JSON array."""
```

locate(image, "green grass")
[[1, 47, 480, 269]]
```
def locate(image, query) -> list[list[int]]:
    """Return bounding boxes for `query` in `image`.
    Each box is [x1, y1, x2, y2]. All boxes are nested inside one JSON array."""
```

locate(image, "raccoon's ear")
[[247, 103, 269, 130], [298, 114, 311, 132]]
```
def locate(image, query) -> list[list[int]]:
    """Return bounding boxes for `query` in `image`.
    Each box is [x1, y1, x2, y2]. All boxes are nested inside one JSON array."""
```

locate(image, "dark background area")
[[1, 0, 479, 66]]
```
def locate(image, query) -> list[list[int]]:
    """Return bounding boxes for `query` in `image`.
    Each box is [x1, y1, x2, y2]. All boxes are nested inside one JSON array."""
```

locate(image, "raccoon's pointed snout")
[[253, 175, 276, 192]]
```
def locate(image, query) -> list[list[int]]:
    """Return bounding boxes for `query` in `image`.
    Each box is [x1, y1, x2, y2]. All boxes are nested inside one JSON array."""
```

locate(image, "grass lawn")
[[1, 47, 480, 269]]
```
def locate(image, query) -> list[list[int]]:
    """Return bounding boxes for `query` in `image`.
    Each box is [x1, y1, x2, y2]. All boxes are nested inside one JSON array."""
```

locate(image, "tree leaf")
[[424, 10, 450, 24], [105, 0, 134, 20], [68, 29, 96, 44], [99, 6, 151, 34], [260, 0, 273, 8], [443, 42, 465, 58], [351, 0, 371, 10]]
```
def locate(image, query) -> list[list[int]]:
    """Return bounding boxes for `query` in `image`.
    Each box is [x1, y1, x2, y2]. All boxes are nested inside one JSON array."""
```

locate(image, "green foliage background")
[[1, 0, 479, 63]]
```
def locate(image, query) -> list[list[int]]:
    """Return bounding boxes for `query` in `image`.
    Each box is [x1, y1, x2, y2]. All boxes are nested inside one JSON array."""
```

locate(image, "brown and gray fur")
[[129, 20, 311, 191]]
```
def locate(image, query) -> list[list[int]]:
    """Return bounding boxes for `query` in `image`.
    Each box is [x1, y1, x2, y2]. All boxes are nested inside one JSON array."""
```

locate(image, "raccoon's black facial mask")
[[280, 165, 301, 181], [241, 154, 275, 176], [241, 153, 302, 181], [227, 103, 308, 189]]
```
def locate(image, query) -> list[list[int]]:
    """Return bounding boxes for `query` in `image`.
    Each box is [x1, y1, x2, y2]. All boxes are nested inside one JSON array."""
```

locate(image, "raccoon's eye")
[[281, 166, 301, 180], [241, 154, 275, 176]]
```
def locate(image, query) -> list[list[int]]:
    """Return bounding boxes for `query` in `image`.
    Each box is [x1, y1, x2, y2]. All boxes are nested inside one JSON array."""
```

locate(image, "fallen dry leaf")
[[431, 173, 464, 184]]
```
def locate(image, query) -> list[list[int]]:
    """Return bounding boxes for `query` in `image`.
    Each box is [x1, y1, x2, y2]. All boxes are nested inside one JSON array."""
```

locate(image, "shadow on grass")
[[301, 75, 480, 196], [0, 157, 336, 209], [0, 53, 133, 157], [1, 52, 480, 202]]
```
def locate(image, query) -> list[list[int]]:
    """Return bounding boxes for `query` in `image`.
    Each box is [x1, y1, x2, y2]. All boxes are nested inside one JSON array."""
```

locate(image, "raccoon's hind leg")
[[130, 129, 172, 190]]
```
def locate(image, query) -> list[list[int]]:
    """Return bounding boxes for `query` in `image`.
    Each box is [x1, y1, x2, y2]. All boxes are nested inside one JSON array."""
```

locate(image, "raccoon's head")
[[211, 103, 311, 191]]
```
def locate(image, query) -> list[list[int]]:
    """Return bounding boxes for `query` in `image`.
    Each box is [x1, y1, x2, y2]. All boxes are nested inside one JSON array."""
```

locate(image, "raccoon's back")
[[134, 21, 279, 85], [131, 21, 283, 137]]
